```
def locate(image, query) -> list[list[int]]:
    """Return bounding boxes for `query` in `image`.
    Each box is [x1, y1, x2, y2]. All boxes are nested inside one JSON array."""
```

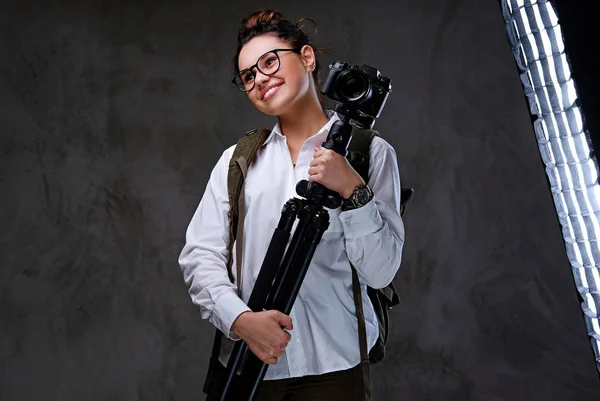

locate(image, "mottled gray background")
[[1, 0, 599, 400]]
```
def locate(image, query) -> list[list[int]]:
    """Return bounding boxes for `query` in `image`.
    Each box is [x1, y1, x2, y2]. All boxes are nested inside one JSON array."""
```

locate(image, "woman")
[[178, 9, 405, 401]]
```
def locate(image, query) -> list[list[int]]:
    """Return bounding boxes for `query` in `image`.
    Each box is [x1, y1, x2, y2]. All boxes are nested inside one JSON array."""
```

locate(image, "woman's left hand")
[[308, 146, 365, 199]]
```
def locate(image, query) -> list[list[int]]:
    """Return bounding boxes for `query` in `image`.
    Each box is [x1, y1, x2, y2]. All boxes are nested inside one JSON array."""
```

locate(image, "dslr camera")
[[321, 61, 392, 129]]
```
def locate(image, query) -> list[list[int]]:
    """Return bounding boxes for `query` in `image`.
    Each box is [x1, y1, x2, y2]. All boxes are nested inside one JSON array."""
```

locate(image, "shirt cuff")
[[214, 291, 251, 341], [338, 200, 383, 239]]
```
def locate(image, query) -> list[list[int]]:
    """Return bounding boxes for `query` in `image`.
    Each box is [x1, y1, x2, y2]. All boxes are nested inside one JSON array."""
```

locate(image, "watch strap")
[[342, 185, 373, 211]]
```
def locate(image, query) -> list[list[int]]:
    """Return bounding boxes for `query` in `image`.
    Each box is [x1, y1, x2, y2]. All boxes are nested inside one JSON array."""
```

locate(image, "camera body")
[[321, 61, 392, 128]]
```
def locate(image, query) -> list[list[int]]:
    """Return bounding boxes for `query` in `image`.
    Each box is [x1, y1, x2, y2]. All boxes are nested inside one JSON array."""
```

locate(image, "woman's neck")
[[277, 97, 330, 143]]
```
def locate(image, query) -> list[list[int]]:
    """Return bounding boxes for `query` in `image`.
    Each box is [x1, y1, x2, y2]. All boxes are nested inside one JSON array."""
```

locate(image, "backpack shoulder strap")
[[206, 128, 269, 394], [352, 266, 373, 400], [226, 128, 270, 293], [346, 127, 378, 184], [346, 127, 377, 399], [348, 128, 414, 217]]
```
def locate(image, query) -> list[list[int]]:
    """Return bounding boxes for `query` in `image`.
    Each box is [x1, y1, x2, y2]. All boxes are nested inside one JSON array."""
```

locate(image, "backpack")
[[204, 126, 414, 399]]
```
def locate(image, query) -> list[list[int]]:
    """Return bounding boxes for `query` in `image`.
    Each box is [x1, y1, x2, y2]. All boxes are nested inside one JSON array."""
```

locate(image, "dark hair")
[[232, 9, 325, 90]]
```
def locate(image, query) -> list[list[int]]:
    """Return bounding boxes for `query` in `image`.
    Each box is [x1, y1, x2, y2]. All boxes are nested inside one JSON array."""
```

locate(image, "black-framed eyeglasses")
[[232, 48, 299, 92]]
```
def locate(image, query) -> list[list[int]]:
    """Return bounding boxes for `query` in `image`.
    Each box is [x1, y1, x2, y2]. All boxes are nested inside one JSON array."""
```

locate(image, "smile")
[[262, 84, 282, 101]]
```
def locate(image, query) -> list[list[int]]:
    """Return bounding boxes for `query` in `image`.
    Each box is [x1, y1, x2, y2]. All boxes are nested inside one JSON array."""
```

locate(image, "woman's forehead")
[[238, 34, 288, 70]]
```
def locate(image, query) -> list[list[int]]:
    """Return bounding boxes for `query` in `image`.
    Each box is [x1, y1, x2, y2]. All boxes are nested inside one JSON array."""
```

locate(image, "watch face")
[[356, 187, 372, 205]]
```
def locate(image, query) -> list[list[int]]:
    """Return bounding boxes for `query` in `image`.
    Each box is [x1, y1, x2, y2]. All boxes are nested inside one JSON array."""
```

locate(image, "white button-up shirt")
[[178, 112, 404, 380]]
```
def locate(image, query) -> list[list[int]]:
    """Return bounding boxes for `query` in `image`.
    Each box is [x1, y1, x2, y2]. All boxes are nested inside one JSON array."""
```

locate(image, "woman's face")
[[237, 34, 316, 116]]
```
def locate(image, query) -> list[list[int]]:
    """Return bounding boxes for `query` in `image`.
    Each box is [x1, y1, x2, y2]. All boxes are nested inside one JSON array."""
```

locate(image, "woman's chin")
[[258, 96, 290, 116], [256, 104, 280, 116]]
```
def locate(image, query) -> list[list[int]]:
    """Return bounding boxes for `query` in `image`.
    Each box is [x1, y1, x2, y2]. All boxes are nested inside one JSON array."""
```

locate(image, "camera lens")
[[336, 70, 370, 102]]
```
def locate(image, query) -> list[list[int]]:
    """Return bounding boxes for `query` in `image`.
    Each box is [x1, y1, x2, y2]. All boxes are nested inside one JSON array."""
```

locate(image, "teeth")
[[264, 85, 279, 99]]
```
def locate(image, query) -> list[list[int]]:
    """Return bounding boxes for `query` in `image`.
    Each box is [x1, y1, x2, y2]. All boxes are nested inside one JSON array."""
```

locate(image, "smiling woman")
[[234, 21, 325, 130], [177, 8, 405, 401]]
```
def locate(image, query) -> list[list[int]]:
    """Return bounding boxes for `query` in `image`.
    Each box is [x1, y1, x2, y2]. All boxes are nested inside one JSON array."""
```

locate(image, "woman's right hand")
[[231, 310, 293, 365]]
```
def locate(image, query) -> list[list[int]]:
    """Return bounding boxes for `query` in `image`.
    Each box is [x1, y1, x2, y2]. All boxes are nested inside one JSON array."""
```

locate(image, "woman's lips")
[[261, 84, 283, 101]]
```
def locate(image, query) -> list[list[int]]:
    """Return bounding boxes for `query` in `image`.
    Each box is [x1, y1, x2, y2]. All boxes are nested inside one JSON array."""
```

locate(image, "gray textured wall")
[[1, 0, 599, 400]]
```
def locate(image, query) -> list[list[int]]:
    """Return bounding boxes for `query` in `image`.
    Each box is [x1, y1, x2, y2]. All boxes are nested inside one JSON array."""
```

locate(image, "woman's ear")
[[300, 45, 316, 72]]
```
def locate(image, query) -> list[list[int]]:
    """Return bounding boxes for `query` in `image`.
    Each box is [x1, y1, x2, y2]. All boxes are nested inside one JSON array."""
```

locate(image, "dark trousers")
[[205, 361, 367, 401]]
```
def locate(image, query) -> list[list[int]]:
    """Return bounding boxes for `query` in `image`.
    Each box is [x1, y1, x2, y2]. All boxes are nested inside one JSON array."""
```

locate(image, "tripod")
[[217, 115, 355, 401]]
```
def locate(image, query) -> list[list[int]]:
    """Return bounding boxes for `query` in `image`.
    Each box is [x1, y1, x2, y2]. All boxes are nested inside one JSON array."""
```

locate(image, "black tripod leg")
[[217, 199, 302, 401], [271, 206, 330, 314], [266, 205, 329, 312], [266, 203, 314, 307], [235, 204, 331, 401], [247, 198, 302, 311]]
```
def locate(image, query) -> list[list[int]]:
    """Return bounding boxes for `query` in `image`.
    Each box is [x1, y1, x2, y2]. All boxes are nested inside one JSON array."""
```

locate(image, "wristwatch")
[[341, 185, 374, 211]]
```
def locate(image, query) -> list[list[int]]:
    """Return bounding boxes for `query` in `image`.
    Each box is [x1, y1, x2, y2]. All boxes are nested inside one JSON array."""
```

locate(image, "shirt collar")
[[262, 109, 340, 146]]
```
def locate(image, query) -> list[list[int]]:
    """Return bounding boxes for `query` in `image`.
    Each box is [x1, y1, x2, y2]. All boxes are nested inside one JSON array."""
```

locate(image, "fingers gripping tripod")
[[217, 117, 354, 401]]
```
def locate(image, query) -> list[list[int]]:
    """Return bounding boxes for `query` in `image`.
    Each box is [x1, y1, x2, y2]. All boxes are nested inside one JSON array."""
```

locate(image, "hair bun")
[[242, 9, 286, 30]]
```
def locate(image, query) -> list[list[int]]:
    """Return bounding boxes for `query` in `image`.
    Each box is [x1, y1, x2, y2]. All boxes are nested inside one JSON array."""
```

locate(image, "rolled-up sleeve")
[[178, 147, 250, 339], [338, 136, 405, 289]]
